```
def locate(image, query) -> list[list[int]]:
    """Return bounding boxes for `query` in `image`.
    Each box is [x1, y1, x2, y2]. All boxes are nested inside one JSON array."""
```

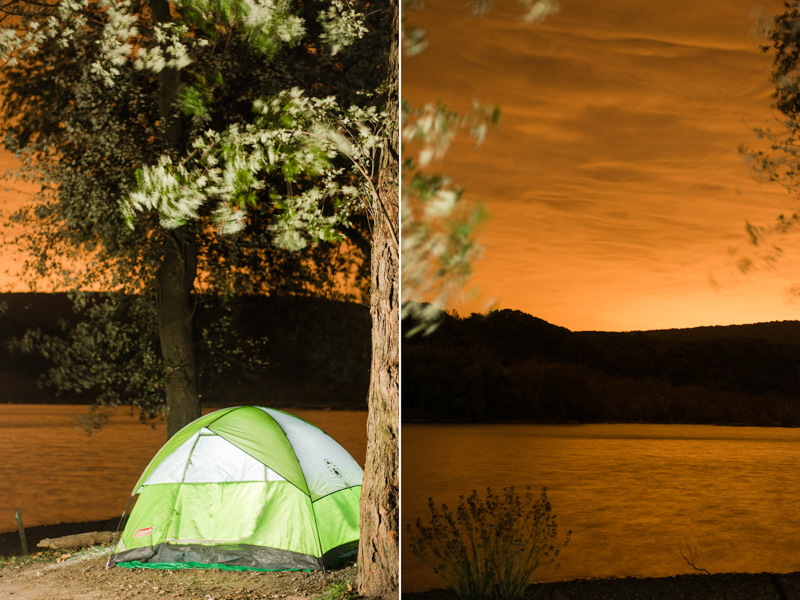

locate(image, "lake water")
[[401, 423, 800, 592], [0, 405, 367, 534]]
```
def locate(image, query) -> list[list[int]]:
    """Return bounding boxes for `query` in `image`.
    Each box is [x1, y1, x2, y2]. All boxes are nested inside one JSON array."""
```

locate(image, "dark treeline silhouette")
[[402, 304, 800, 426], [0, 292, 370, 409]]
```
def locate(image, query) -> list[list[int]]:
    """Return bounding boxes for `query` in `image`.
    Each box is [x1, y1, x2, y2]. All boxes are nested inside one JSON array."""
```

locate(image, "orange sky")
[[402, 0, 800, 332], [0, 148, 39, 292]]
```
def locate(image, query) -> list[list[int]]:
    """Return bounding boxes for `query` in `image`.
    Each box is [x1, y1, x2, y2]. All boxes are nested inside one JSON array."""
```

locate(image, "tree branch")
[[680, 539, 711, 575]]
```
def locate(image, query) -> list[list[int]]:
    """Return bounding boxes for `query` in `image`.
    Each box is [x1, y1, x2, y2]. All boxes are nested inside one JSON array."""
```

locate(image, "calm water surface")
[[0, 405, 366, 534], [402, 423, 800, 592]]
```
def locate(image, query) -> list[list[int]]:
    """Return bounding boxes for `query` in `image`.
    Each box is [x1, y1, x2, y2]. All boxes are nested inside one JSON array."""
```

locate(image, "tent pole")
[[106, 494, 134, 570]]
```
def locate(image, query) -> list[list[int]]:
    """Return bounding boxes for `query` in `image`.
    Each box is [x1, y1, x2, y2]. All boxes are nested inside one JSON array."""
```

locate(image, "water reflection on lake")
[[402, 423, 800, 592], [0, 405, 366, 534]]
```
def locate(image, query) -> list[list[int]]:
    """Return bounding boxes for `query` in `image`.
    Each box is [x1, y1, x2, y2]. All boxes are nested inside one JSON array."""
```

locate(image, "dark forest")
[[402, 304, 800, 426]]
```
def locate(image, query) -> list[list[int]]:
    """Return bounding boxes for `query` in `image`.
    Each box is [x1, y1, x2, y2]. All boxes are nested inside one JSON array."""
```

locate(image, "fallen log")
[[36, 531, 115, 550]]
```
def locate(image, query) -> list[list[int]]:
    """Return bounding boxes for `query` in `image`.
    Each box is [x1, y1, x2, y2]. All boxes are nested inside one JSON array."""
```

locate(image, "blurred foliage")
[[400, 0, 559, 336], [401, 0, 559, 336], [401, 102, 494, 336], [740, 2, 800, 272]]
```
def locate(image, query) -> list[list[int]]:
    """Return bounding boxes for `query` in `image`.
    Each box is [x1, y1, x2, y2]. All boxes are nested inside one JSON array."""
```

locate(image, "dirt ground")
[[405, 572, 800, 600], [0, 546, 356, 600]]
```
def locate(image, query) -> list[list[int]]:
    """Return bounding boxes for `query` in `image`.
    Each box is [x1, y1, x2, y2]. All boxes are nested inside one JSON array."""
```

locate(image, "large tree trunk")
[[356, 0, 399, 596], [151, 0, 201, 440], [158, 229, 200, 439]]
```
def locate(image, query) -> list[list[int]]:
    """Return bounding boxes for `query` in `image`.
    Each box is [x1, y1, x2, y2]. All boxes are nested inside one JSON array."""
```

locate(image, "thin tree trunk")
[[150, 0, 201, 440], [356, 0, 399, 595]]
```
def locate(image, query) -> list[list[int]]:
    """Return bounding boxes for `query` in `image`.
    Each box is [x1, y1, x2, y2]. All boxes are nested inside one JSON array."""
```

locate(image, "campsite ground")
[[0, 545, 356, 600], [6, 550, 800, 600]]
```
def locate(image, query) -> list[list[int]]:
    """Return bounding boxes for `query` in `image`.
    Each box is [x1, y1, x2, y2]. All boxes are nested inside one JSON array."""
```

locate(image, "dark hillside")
[[402, 305, 800, 425], [637, 320, 800, 344]]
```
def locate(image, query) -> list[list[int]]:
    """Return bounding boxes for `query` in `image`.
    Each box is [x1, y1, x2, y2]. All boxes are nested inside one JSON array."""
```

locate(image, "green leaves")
[[10, 293, 166, 430], [1, 0, 364, 86], [318, 0, 368, 56], [177, 83, 209, 117], [125, 88, 387, 247]]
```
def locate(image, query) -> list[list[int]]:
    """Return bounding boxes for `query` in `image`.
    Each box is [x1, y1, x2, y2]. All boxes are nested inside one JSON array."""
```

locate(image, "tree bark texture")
[[356, 1, 400, 596], [151, 0, 201, 440], [158, 230, 200, 439]]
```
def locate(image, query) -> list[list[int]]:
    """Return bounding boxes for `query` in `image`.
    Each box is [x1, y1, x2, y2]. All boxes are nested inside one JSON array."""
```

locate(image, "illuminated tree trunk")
[[151, 0, 201, 439], [356, 0, 399, 595], [157, 229, 200, 439]]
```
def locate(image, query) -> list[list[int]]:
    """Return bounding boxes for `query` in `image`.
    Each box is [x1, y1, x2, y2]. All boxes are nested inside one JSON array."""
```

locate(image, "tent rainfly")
[[109, 406, 363, 571]]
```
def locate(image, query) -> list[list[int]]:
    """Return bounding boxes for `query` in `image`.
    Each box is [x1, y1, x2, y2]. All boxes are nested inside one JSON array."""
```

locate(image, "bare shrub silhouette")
[[410, 487, 570, 600]]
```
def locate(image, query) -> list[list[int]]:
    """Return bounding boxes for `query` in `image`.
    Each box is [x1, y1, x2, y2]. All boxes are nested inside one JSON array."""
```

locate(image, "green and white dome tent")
[[109, 406, 363, 572]]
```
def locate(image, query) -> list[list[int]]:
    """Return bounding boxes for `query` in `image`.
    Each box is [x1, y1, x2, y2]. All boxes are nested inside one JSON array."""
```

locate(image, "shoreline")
[[404, 571, 800, 599], [0, 401, 368, 410], [0, 518, 122, 557], [402, 418, 800, 428]]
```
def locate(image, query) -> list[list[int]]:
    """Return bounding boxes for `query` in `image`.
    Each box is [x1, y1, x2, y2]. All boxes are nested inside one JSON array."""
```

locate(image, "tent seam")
[[131, 408, 239, 494], [261, 408, 325, 561], [310, 484, 363, 504], [209, 408, 311, 498]]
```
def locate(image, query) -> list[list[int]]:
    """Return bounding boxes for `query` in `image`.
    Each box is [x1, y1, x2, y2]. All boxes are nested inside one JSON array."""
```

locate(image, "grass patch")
[[319, 579, 358, 600]]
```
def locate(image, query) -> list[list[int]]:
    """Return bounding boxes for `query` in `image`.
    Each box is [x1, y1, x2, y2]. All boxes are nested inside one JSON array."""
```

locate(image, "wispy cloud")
[[403, 0, 797, 331]]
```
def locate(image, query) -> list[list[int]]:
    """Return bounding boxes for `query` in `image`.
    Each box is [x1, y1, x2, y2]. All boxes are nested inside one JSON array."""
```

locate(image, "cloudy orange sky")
[[402, 0, 800, 332]]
